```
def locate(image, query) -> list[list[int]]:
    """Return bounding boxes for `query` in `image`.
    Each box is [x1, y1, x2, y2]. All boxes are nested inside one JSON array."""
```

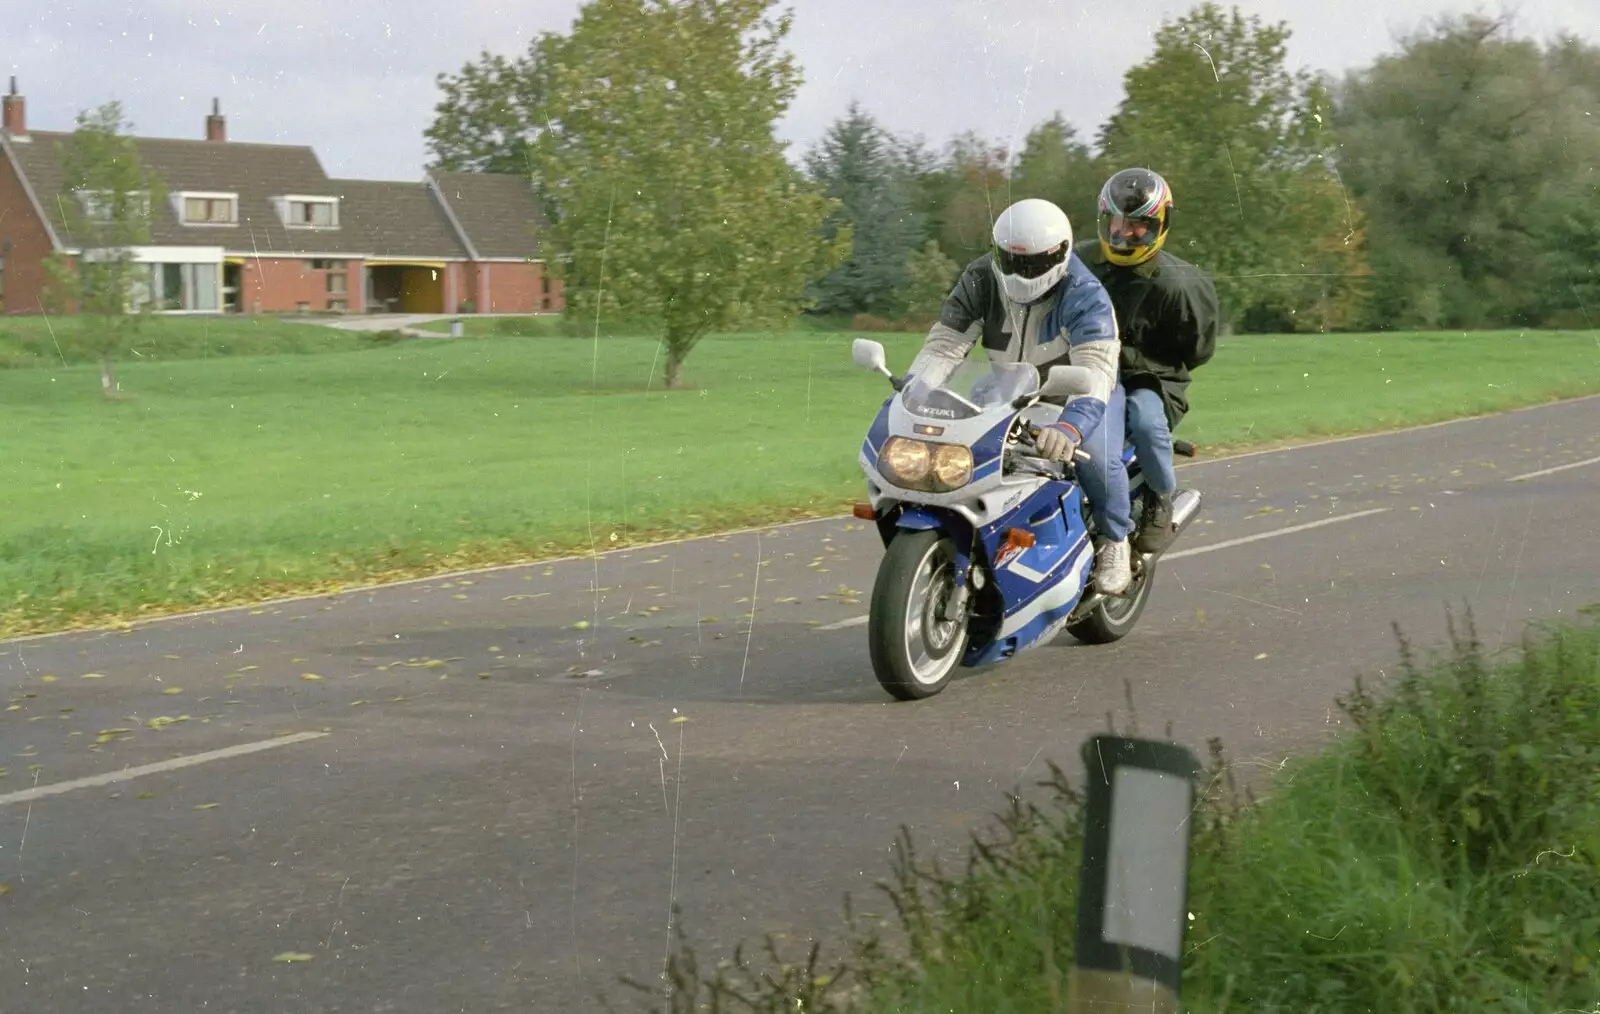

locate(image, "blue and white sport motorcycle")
[[849, 338, 1202, 700]]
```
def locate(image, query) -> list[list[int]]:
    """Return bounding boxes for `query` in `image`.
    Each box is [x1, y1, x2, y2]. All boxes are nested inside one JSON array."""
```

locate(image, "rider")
[[1074, 168, 1219, 553], [906, 198, 1133, 595]]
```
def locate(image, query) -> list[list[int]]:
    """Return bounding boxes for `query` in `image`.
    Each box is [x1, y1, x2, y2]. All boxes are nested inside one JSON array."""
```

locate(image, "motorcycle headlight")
[[879, 437, 973, 492]]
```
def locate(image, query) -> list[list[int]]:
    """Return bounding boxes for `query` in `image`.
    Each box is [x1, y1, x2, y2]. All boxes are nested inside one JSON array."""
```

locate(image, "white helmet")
[[990, 198, 1073, 304]]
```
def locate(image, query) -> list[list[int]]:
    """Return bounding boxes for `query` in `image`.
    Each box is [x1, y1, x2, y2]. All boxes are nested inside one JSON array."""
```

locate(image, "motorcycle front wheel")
[[868, 529, 970, 700]]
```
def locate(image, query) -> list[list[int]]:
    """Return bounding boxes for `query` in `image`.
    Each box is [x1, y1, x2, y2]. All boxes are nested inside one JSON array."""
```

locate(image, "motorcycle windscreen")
[[903, 359, 1040, 420]]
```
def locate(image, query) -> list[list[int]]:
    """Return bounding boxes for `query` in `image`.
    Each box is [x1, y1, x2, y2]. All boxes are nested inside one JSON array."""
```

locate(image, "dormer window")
[[177, 191, 238, 225], [276, 195, 339, 229], [74, 188, 151, 222]]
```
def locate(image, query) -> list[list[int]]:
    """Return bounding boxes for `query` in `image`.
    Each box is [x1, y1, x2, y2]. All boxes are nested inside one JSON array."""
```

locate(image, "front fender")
[[879, 505, 975, 587]]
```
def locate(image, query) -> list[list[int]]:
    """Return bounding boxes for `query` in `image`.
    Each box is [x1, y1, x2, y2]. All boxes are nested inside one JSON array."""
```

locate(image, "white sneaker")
[[1095, 538, 1132, 595]]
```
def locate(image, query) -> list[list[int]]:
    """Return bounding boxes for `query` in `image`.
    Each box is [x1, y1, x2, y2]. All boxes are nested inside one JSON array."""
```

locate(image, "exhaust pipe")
[[1169, 487, 1203, 536]]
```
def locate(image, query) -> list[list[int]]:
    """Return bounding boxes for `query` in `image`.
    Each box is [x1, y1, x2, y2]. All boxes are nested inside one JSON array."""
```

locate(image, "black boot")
[[1132, 488, 1176, 554]]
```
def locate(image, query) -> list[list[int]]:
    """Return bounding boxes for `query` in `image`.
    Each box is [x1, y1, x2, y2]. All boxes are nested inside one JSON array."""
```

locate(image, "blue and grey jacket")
[[908, 251, 1122, 442]]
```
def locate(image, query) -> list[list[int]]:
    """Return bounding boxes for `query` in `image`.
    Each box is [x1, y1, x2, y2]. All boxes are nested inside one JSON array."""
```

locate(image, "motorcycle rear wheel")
[[1066, 556, 1155, 644], [868, 530, 970, 700]]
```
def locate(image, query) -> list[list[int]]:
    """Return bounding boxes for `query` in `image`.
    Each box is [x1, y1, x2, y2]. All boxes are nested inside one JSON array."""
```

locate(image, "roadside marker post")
[[1067, 735, 1203, 1014]]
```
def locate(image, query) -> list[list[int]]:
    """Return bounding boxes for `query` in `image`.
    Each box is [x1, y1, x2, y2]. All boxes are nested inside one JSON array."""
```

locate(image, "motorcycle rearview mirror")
[[1039, 364, 1094, 399], [851, 338, 893, 380]]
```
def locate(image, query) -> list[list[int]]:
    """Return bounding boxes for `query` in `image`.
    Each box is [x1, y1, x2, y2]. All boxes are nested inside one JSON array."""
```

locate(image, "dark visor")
[[994, 243, 1067, 279]]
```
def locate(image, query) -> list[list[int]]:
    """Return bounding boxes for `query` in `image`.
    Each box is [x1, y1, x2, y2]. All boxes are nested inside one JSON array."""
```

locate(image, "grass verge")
[[2, 327, 1598, 638], [0, 314, 377, 367], [613, 610, 1600, 1012]]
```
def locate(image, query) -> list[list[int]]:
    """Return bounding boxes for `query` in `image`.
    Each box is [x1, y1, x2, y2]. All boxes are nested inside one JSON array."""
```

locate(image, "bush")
[[615, 611, 1600, 1013], [850, 313, 893, 332]]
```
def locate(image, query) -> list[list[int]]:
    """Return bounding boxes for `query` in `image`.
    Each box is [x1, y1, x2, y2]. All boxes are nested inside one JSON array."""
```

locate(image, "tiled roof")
[[5, 130, 371, 255], [428, 170, 546, 259], [5, 130, 547, 262], [329, 178, 469, 260]]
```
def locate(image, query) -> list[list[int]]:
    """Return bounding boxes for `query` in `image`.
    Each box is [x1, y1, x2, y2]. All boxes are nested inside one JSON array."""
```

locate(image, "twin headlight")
[[878, 436, 974, 492]]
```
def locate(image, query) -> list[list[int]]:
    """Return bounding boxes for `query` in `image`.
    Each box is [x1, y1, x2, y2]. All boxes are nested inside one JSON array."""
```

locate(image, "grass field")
[[2, 325, 1598, 637]]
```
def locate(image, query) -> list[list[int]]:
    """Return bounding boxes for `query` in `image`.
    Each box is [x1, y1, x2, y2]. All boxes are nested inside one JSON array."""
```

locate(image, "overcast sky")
[[3, 0, 1595, 181]]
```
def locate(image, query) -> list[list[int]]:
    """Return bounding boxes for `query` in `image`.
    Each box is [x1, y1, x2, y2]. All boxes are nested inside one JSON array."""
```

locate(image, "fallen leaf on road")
[[162, 688, 183, 695], [272, 952, 315, 964], [194, 803, 219, 810], [699, 617, 718, 624], [477, 673, 492, 679], [487, 646, 502, 653], [300, 673, 323, 681], [350, 700, 368, 707], [40, 675, 56, 683], [5, 705, 18, 712], [292, 657, 307, 663], [670, 715, 689, 724], [239, 666, 258, 672], [136, 792, 158, 799], [0, 884, 11, 895], [80, 673, 105, 679], [571, 621, 591, 630], [453, 594, 469, 600], [1254, 653, 1269, 660]]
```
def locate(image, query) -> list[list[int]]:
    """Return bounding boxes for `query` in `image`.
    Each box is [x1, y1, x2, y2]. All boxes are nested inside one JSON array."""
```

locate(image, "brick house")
[[0, 80, 563, 316]]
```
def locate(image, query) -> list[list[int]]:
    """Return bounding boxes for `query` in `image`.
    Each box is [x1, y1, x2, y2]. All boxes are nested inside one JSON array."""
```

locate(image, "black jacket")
[[1074, 240, 1219, 430]]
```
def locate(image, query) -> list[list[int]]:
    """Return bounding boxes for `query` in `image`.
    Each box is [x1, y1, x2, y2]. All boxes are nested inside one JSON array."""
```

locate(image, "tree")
[[529, 0, 847, 388], [802, 102, 922, 318], [1008, 112, 1105, 239], [1334, 16, 1600, 329], [424, 44, 552, 174], [1099, 2, 1366, 331], [898, 239, 960, 318], [41, 101, 165, 396], [914, 131, 1012, 268]]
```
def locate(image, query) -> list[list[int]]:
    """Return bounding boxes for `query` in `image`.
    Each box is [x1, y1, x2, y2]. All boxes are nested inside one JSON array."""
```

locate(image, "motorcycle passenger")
[[1075, 167, 1219, 553], [906, 198, 1134, 595]]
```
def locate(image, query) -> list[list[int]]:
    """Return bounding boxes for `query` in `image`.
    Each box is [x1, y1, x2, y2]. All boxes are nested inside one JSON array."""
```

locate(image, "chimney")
[[2, 77, 24, 138], [205, 97, 225, 142]]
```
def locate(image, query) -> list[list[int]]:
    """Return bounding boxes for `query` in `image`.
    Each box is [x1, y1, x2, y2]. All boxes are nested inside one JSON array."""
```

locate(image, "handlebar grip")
[[1022, 423, 1091, 465]]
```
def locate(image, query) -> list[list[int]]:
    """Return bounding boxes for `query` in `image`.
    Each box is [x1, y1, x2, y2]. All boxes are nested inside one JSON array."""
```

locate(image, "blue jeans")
[[1072, 384, 1133, 542], [1126, 386, 1176, 496]]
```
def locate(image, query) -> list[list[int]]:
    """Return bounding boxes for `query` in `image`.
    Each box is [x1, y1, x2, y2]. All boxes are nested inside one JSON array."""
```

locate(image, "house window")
[[328, 299, 347, 313], [305, 259, 343, 271], [541, 275, 550, 295], [327, 271, 347, 295], [147, 263, 220, 312], [182, 195, 236, 224], [287, 199, 336, 227]]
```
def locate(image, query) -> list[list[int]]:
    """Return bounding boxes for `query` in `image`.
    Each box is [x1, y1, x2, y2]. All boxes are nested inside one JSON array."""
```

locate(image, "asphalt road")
[[2, 395, 1598, 1013]]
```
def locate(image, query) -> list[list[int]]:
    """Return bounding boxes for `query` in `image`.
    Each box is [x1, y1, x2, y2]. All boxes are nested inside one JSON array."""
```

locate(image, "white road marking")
[[1504, 454, 1600, 483], [815, 508, 1392, 632], [0, 732, 329, 808], [1161, 508, 1391, 562], [817, 615, 869, 631]]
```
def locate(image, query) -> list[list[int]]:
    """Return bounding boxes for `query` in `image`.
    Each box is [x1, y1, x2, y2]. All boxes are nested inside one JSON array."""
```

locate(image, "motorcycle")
[[849, 338, 1202, 701]]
